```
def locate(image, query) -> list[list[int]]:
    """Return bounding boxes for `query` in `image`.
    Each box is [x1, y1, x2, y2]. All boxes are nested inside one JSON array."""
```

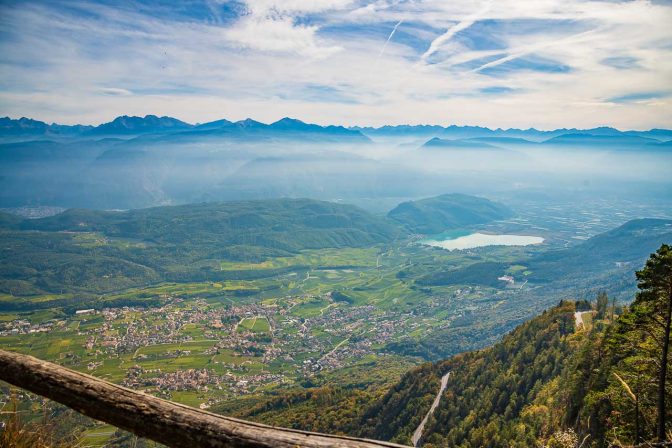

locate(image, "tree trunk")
[[0, 350, 407, 448], [657, 284, 672, 442], [636, 393, 641, 444]]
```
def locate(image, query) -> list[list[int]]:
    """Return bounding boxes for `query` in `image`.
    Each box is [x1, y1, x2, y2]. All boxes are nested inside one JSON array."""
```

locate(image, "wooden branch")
[[0, 349, 407, 448]]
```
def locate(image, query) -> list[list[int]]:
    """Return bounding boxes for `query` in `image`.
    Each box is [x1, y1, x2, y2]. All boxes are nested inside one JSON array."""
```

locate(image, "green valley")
[[1, 196, 670, 447]]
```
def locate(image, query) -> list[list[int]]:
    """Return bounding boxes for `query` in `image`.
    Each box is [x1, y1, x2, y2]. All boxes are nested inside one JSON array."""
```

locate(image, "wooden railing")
[[0, 349, 407, 448]]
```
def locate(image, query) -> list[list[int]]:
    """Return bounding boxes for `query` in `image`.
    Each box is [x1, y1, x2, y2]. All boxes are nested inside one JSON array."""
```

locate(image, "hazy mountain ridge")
[[357, 123, 672, 143], [419, 131, 671, 151], [2, 115, 670, 143], [421, 137, 503, 150], [1, 115, 670, 210], [87, 115, 193, 135], [0, 115, 370, 143], [0, 117, 93, 140]]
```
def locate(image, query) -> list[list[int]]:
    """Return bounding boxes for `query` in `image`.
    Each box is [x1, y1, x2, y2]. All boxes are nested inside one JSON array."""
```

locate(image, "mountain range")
[[1, 114, 670, 210], [1, 115, 671, 147], [0, 115, 370, 143], [356, 123, 672, 143]]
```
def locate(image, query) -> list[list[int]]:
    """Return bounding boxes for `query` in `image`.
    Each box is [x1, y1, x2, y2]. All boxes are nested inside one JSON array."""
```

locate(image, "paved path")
[[412, 372, 450, 447]]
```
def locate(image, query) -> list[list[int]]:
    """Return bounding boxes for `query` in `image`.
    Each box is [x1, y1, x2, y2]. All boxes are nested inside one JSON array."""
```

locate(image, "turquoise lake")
[[420, 232, 544, 251]]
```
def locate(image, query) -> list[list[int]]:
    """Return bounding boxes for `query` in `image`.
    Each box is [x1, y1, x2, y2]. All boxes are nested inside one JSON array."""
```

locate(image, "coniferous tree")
[[596, 291, 609, 320], [633, 244, 672, 441]]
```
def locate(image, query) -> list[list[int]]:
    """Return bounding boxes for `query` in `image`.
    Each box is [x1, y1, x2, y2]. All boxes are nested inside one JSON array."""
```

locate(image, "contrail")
[[472, 28, 601, 73], [420, 3, 491, 65], [378, 20, 404, 60]]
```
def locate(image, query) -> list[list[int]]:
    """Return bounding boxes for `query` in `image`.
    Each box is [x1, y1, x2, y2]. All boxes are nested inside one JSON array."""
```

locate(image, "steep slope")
[[229, 285, 670, 446], [387, 194, 514, 234], [359, 302, 577, 446]]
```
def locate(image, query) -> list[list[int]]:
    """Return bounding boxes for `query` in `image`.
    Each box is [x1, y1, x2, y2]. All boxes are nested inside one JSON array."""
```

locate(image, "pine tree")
[[596, 291, 609, 320], [633, 244, 672, 441]]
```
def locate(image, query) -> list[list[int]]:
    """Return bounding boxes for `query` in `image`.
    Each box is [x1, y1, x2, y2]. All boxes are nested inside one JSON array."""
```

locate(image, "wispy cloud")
[[0, 0, 670, 129], [608, 91, 671, 104], [420, 3, 491, 65], [472, 28, 600, 73], [98, 87, 133, 96], [223, 0, 350, 57]]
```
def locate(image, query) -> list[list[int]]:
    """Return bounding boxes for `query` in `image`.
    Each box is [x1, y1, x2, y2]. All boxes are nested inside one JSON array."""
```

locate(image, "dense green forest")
[[387, 193, 513, 234], [0, 199, 398, 296]]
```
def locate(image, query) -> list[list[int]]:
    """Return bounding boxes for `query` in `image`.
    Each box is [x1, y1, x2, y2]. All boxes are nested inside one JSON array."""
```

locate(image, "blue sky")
[[0, 0, 671, 129]]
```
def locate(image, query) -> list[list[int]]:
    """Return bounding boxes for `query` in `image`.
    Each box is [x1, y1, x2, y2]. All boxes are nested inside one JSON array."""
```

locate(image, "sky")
[[0, 0, 671, 129]]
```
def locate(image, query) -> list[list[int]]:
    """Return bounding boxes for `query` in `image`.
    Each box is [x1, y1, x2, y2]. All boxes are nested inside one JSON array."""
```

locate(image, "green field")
[[238, 316, 271, 332]]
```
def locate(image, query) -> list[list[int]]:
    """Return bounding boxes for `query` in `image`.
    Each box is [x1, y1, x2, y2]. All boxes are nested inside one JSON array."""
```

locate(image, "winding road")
[[411, 372, 451, 447]]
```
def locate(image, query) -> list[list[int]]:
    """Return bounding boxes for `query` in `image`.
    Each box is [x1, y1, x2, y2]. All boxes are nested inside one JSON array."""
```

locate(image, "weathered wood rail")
[[0, 349, 407, 448]]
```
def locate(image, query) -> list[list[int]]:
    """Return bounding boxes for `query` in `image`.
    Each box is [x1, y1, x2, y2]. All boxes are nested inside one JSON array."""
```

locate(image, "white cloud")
[[224, 15, 342, 58], [0, 0, 670, 129], [243, 0, 354, 15], [222, 0, 350, 57]]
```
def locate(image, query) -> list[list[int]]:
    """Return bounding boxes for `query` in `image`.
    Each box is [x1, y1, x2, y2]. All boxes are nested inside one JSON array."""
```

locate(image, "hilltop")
[[387, 193, 514, 234]]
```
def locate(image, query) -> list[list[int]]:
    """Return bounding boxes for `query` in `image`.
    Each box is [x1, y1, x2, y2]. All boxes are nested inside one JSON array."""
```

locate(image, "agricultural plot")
[[237, 316, 270, 333]]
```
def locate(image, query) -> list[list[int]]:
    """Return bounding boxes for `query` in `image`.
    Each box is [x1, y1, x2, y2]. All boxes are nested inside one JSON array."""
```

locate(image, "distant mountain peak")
[[273, 117, 305, 125], [91, 115, 192, 135], [0, 116, 92, 137], [0, 116, 48, 131], [193, 118, 234, 130], [270, 117, 317, 130], [235, 118, 267, 128]]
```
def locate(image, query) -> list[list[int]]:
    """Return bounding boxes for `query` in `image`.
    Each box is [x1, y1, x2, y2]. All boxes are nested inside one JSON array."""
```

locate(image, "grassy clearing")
[[238, 316, 270, 333], [290, 298, 331, 318], [219, 247, 379, 271]]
